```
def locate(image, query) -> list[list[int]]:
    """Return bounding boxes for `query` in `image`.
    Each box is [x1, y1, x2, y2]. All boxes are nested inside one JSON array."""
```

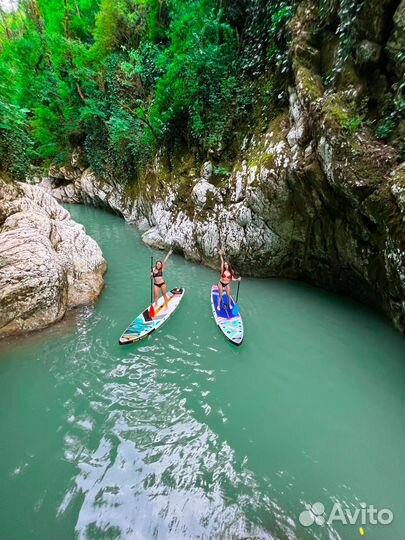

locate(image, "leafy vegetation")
[[375, 90, 405, 148], [0, 0, 294, 183], [375, 117, 395, 140], [342, 115, 362, 135], [320, 0, 366, 87]]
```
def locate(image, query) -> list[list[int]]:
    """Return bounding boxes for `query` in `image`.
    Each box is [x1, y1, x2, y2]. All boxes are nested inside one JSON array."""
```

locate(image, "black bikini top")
[[153, 268, 163, 277]]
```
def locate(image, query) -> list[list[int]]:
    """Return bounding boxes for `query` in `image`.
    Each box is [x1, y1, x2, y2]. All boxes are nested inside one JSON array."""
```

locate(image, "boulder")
[[0, 180, 106, 337], [200, 161, 213, 181], [191, 179, 221, 207]]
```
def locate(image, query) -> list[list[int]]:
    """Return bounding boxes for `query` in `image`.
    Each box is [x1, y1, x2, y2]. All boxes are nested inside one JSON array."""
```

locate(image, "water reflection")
[[56, 330, 281, 539]]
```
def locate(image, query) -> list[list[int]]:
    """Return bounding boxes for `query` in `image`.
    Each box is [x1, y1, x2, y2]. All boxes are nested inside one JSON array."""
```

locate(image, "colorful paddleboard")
[[211, 284, 244, 345], [119, 288, 185, 345]]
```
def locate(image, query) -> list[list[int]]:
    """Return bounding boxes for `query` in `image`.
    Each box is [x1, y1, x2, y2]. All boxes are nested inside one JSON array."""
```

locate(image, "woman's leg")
[[154, 285, 159, 308], [225, 284, 232, 307], [162, 283, 169, 310], [217, 282, 224, 310]]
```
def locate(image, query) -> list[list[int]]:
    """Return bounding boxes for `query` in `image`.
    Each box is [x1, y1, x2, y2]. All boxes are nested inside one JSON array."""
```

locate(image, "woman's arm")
[[162, 249, 173, 270], [232, 276, 241, 282]]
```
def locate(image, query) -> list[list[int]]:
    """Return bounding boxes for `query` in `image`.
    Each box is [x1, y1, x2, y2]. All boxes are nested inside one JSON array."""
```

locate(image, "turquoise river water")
[[0, 204, 404, 540]]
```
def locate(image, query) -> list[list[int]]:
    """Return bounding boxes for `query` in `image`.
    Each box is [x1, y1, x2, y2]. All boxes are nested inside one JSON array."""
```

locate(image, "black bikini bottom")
[[154, 282, 166, 288], [219, 281, 229, 288]]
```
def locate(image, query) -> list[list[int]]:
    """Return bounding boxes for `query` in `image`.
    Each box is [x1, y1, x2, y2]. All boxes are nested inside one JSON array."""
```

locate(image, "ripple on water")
[[1, 205, 404, 540], [54, 332, 302, 540]]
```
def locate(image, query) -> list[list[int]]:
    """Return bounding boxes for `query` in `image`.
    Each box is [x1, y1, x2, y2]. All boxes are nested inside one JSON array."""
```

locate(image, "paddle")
[[217, 243, 224, 309], [149, 255, 155, 318], [236, 278, 240, 304]]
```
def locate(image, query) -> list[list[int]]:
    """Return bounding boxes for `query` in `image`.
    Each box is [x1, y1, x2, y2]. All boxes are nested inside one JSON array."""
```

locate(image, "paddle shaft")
[[236, 279, 240, 303], [150, 255, 153, 305]]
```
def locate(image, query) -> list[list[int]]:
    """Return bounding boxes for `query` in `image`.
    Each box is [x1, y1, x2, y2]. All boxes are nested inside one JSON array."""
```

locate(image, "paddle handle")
[[236, 278, 240, 304]]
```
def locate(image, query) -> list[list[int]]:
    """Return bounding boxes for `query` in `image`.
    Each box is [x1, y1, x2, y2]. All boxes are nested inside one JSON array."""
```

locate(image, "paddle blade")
[[149, 305, 155, 318]]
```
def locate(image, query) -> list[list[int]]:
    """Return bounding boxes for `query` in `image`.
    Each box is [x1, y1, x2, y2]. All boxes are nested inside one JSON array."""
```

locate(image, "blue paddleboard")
[[211, 285, 244, 345]]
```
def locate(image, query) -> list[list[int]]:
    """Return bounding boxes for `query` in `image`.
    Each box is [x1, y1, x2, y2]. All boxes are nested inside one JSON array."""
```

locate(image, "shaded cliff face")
[[43, 0, 405, 333], [0, 180, 107, 337]]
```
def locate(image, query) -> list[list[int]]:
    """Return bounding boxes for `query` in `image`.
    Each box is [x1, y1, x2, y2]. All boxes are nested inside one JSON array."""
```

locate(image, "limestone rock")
[[200, 161, 213, 181], [71, 146, 87, 171], [48, 163, 65, 180], [60, 164, 81, 182], [0, 180, 106, 337], [191, 179, 221, 207]]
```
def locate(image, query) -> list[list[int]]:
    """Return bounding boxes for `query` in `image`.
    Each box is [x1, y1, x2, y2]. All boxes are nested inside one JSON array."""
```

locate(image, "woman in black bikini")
[[151, 249, 173, 311], [217, 249, 241, 311]]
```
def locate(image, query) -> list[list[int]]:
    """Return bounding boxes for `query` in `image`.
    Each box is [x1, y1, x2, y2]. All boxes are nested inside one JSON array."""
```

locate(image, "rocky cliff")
[[40, 0, 405, 333], [0, 180, 107, 337]]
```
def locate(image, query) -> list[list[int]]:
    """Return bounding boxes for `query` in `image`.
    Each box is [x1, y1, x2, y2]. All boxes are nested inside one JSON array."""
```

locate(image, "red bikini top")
[[222, 271, 231, 279]]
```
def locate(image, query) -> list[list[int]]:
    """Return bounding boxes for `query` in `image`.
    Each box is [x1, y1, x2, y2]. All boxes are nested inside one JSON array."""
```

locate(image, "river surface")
[[0, 204, 404, 540]]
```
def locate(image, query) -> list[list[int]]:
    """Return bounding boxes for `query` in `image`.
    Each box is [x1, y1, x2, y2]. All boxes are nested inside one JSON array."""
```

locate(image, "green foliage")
[[375, 117, 394, 140], [213, 166, 231, 177], [236, 0, 293, 76], [342, 115, 362, 135], [0, 0, 97, 170], [375, 83, 405, 142], [147, 4, 241, 150], [0, 0, 295, 183], [0, 97, 34, 181], [322, 94, 363, 135], [321, 0, 367, 87]]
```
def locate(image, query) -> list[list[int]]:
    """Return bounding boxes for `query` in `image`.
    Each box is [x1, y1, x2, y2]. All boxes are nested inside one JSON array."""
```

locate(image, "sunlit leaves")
[[0, 0, 295, 182]]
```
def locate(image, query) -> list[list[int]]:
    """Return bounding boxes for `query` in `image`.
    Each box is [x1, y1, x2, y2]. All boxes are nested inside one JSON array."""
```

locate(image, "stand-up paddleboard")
[[119, 288, 185, 345], [211, 285, 244, 345]]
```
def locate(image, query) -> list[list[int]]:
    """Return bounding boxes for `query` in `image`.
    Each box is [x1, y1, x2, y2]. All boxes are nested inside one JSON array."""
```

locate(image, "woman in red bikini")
[[151, 249, 173, 311], [217, 248, 241, 311]]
